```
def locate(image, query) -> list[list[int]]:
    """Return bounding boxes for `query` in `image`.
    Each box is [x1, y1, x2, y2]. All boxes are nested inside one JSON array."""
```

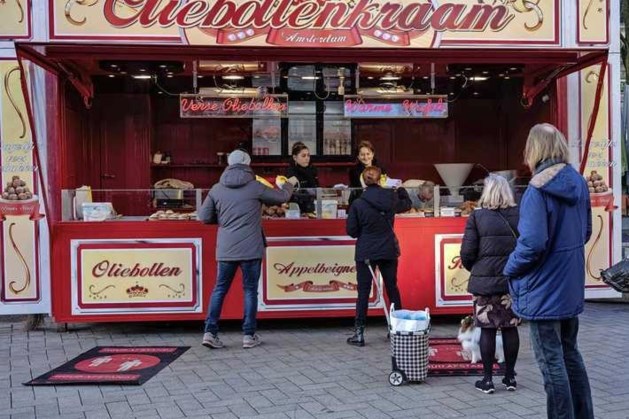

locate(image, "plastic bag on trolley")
[[389, 304, 430, 332], [600, 259, 629, 293]]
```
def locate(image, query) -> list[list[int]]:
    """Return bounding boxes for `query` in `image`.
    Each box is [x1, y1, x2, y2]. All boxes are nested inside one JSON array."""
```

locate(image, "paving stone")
[[2, 302, 629, 418], [83, 410, 111, 419]]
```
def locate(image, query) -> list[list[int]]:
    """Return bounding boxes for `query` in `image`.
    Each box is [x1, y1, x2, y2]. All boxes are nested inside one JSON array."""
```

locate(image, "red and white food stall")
[[0, 0, 621, 322]]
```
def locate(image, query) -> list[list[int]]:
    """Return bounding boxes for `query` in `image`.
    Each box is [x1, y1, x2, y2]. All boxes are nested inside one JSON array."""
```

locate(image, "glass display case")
[[61, 189, 204, 221], [61, 184, 529, 222]]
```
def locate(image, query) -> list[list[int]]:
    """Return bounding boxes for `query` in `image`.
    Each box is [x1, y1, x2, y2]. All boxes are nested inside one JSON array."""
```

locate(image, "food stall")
[[0, 0, 621, 322]]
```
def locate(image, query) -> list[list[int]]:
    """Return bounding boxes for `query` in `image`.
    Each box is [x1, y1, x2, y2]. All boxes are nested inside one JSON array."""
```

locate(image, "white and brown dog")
[[457, 316, 504, 364]]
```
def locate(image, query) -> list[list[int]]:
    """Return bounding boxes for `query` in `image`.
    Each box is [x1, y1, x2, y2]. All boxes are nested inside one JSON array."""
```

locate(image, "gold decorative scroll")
[[159, 283, 186, 298], [586, 215, 604, 280], [7, 223, 31, 295], [3, 67, 27, 139], [88, 284, 116, 300], [505, 0, 543, 31], [65, 0, 100, 26], [578, 0, 608, 44], [0, 0, 29, 39]]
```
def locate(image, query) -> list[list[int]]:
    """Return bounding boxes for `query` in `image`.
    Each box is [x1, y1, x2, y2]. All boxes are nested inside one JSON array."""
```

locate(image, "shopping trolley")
[[365, 260, 430, 386]]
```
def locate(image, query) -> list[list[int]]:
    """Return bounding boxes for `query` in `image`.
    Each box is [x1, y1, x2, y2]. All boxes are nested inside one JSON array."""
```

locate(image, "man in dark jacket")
[[346, 166, 411, 346], [199, 149, 295, 349], [504, 124, 593, 419]]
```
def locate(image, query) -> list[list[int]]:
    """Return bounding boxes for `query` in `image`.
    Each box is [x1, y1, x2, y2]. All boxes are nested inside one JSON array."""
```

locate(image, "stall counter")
[[51, 217, 470, 323]]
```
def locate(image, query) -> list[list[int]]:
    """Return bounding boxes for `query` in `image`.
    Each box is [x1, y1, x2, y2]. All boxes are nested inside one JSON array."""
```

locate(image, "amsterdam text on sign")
[[71, 239, 202, 315], [180, 94, 288, 118], [52, 0, 559, 47], [344, 95, 448, 119]]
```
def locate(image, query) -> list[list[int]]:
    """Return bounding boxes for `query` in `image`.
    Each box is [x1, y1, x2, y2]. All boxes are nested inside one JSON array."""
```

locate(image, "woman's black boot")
[[347, 321, 365, 347]]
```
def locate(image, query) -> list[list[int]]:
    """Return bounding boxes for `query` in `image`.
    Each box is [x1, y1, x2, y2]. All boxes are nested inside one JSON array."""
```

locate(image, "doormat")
[[24, 346, 189, 386], [428, 338, 503, 377]]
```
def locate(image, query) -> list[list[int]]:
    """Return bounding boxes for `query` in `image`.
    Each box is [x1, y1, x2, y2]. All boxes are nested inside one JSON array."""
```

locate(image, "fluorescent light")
[[301, 76, 319, 80], [132, 74, 152, 80], [470, 76, 489, 81], [380, 75, 401, 81], [198, 87, 263, 97], [108, 74, 115, 78], [223, 75, 244, 80]]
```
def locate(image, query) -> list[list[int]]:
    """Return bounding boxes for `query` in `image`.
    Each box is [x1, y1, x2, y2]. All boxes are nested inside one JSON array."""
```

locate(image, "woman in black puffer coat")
[[460, 174, 521, 394], [346, 166, 411, 347]]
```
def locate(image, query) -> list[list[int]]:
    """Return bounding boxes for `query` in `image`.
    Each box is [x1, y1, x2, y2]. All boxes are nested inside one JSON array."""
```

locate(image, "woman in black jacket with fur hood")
[[460, 174, 521, 394], [346, 166, 411, 346]]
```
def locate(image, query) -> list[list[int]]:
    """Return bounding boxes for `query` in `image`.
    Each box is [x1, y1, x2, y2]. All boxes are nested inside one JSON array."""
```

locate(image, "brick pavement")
[[1, 302, 628, 419]]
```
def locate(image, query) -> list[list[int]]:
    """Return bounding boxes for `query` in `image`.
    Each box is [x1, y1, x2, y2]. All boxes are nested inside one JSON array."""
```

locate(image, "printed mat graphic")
[[428, 338, 503, 376], [24, 346, 189, 386]]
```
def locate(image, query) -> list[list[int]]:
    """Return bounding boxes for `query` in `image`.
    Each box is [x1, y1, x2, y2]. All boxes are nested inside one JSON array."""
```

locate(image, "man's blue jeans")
[[529, 318, 594, 419], [204, 259, 262, 336]]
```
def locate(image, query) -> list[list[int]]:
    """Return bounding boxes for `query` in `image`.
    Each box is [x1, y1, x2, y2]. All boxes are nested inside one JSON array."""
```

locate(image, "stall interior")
[[58, 57, 552, 218]]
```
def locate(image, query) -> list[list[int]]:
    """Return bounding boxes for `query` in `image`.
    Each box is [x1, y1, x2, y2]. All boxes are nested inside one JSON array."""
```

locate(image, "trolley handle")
[[365, 259, 391, 328]]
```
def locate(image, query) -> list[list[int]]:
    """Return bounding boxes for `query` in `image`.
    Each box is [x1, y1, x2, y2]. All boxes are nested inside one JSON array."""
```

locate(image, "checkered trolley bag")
[[388, 329, 429, 386]]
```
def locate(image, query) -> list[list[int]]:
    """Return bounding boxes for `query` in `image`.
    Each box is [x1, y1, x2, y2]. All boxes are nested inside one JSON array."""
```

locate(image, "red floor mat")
[[428, 338, 503, 376]]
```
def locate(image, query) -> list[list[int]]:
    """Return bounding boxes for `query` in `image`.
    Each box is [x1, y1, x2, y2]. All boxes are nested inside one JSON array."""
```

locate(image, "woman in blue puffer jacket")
[[503, 123, 593, 419]]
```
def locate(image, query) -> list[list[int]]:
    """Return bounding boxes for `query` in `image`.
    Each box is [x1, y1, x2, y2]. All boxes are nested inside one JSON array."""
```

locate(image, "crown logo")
[[126, 283, 148, 298]]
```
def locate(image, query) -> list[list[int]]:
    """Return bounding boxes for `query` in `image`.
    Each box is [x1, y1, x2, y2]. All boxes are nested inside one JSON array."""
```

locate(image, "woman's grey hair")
[[477, 174, 517, 210], [524, 123, 569, 171]]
